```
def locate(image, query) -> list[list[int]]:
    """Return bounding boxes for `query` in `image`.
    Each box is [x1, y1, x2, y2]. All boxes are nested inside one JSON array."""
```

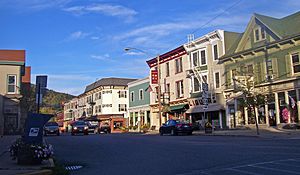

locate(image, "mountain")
[[21, 84, 75, 114]]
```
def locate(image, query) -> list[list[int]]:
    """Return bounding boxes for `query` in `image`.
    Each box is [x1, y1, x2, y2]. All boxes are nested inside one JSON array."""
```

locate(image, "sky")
[[0, 0, 300, 96]]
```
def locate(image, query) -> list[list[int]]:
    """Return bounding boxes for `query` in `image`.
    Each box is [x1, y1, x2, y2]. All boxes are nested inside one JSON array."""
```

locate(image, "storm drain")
[[65, 165, 83, 171]]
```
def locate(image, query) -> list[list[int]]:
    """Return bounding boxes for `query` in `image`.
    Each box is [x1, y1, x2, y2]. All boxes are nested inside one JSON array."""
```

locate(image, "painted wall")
[[0, 65, 21, 95], [129, 81, 150, 107]]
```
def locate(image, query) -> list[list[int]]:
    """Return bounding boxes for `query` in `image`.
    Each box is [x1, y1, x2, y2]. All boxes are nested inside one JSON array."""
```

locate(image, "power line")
[[170, 0, 243, 50]]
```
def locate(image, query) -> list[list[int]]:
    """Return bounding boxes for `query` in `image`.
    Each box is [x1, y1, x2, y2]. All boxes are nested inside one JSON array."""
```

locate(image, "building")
[[184, 30, 241, 129], [219, 11, 300, 128], [0, 50, 31, 135], [127, 77, 151, 132], [146, 46, 189, 129], [70, 77, 136, 133], [63, 97, 79, 131]]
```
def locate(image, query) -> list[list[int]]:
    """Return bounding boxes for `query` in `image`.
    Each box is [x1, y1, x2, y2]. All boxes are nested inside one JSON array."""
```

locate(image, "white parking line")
[[249, 165, 300, 174], [226, 168, 262, 175]]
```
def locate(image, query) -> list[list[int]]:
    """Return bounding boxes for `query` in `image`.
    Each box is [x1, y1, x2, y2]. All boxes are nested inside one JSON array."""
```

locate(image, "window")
[[247, 65, 254, 74], [200, 50, 206, 65], [175, 57, 183, 73], [166, 62, 170, 77], [292, 53, 300, 74], [118, 104, 127, 112], [119, 91, 127, 98], [130, 91, 134, 102], [267, 59, 273, 75], [165, 83, 170, 94], [7, 75, 16, 94], [176, 80, 184, 98], [213, 44, 218, 60], [139, 89, 144, 100], [202, 75, 207, 83], [254, 27, 266, 42], [232, 69, 237, 78], [102, 104, 112, 108], [192, 51, 199, 67], [215, 72, 220, 88], [193, 77, 200, 92]]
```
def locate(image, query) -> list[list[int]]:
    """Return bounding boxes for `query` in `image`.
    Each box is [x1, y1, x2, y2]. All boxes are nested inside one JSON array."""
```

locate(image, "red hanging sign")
[[151, 70, 158, 84]]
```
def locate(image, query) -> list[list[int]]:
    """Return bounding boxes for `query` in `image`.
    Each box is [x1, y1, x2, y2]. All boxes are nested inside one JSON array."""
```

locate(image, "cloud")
[[90, 54, 114, 61], [63, 3, 137, 18], [66, 31, 90, 41], [124, 51, 146, 56], [0, 0, 71, 11], [90, 36, 100, 40]]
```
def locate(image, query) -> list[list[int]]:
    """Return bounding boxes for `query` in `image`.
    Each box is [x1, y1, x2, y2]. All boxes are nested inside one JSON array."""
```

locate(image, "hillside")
[[21, 84, 75, 114]]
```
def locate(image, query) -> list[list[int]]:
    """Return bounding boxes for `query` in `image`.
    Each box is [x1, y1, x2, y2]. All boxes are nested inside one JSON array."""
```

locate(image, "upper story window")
[[118, 104, 127, 112], [192, 51, 199, 67], [130, 91, 134, 102], [166, 62, 170, 77], [165, 83, 170, 94], [7, 75, 17, 94], [175, 80, 184, 98], [193, 77, 200, 92], [139, 89, 144, 100], [213, 44, 218, 60], [200, 50, 206, 65], [215, 72, 220, 89], [119, 91, 127, 98], [175, 57, 183, 73], [254, 27, 266, 42], [292, 53, 300, 74], [232, 69, 237, 79]]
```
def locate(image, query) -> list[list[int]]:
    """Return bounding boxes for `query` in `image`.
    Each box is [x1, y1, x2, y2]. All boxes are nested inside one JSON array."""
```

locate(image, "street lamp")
[[124, 47, 162, 127]]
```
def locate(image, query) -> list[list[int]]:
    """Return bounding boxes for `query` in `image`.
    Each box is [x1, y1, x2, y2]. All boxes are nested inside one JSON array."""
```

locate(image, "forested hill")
[[22, 84, 75, 114]]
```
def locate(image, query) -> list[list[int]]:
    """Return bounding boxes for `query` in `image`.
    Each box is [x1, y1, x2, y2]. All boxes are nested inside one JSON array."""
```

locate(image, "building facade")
[[184, 30, 241, 129], [0, 50, 30, 135], [128, 77, 151, 132], [146, 46, 190, 129], [220, 12, 300, 128]]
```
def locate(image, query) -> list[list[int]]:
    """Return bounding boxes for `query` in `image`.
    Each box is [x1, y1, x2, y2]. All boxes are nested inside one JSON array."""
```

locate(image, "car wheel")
[[171, 129, 177, 136], [188, 132, 192, 135], [57, 132, 60, 136], [71, 132, 75, 136], [159, 131, 163, 136]]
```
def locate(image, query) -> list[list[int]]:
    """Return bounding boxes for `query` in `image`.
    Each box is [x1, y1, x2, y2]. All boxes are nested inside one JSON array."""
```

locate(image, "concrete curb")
[[17, 169, 52, 175]]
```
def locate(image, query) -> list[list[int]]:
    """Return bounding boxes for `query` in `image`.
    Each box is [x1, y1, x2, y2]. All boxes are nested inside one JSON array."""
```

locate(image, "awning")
[[186, 104, 225, 113], [170, 104, 189, 112]]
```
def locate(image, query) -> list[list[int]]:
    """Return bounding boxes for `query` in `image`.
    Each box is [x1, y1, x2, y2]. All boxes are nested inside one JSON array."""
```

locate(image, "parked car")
[[98, 123, 111, 134], [71, 121, 89, 135], [159, 120, 193, 136], [86, 121, 99, 134], [44, 122, 60, 136]]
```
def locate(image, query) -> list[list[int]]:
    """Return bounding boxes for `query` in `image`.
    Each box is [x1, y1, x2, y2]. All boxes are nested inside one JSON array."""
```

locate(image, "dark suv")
[[44, 122, 60, 136], [98, 123, 111, 134]]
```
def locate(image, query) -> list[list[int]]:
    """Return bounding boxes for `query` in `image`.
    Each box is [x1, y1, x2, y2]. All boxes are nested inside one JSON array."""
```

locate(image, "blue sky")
[[1, 0, 299, 95]]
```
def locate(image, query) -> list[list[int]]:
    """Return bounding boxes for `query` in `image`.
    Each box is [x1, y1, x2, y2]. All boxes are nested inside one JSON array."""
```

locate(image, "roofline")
[[254, 13, 282, 39], [219, 33, 300, 63], [127, 76, 149, 86]]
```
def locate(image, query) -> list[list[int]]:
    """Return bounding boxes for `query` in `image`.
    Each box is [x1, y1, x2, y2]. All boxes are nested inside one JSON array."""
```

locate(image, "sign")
[[36, 75, 47, 88], [151, 70, 158, 84], [23, 113, 53, 144], [29, 128, 40, 137]]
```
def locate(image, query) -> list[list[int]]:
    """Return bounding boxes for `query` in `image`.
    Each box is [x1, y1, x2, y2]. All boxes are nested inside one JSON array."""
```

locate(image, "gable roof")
[[220, 11, 300, 61], [85, 77, 137, 92]]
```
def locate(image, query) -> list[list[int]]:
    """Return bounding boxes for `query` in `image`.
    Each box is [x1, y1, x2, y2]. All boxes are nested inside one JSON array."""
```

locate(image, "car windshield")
[[45, 122, 58, 126], [74, 121, 86, 126]]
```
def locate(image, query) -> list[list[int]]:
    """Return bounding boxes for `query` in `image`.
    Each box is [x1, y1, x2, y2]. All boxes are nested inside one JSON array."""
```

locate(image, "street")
[[45, 133, 300, 175]]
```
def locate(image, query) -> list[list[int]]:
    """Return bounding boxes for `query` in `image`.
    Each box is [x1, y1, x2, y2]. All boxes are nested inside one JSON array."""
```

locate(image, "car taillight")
[[188, 123, 192, 127]]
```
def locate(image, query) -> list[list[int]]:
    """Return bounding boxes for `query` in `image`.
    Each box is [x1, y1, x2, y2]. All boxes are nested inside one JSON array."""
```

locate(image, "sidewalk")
[[0, 136, 53, 175], [144, 127, 300, 139]]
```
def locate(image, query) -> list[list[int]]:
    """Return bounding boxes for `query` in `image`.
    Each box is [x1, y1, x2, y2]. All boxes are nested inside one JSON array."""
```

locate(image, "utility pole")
[[157, 55, 162, 127]]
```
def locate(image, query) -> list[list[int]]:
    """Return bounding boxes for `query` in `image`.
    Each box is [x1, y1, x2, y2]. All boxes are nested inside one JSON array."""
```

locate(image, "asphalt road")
[[45, 133, 300, 175]]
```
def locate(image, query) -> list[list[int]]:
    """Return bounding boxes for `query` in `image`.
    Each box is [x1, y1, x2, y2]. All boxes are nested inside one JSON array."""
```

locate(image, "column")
[[128, 112, 131, 127], [189, 115, 192, 124], [285, 91, 291, 123], [255, 107, 259, 125], [133, 112, 136, 128], [234, 99, 238, 127], [274, 92, 280, 125], [219, 111, 223, 129], [138, 112, 141, 132], [265, 104, 269, 126], [144, 111, 147, 125], [225, 105, 231, 128], [244, 107, 248, 125]]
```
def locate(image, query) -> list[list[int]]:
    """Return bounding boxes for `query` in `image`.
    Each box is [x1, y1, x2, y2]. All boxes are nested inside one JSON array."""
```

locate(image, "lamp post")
[[124, 47, 162, 127]]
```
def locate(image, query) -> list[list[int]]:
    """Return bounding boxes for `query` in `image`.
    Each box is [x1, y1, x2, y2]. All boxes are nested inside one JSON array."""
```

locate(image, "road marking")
[[271, 161, 300, 168], [249, 165, 300, 174], [226, 168, 262, 175]]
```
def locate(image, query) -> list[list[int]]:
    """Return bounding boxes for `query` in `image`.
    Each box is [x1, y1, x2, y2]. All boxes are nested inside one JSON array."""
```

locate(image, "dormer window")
[[254, 27, 266, 42]]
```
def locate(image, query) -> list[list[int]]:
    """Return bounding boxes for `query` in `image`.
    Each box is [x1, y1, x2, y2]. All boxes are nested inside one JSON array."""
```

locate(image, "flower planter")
[[17, 153, 42, 165]]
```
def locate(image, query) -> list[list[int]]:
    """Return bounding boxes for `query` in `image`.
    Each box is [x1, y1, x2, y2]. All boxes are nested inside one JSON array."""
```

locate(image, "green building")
[[128, 77, 151, 132], [219, 11, 300, 127]]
